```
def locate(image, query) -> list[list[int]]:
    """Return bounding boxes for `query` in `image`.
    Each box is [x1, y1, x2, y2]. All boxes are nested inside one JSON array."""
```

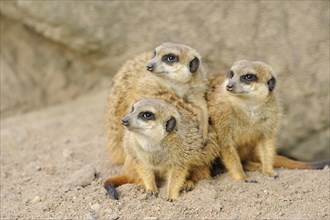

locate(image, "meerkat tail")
[[104, 175, 135, 200], [309, 160, 330, 169], [274, 155, 330, 170]]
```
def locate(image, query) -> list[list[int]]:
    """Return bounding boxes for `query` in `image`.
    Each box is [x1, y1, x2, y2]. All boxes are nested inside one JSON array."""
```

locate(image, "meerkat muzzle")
[[146, 63, 154, 72], [226, 83, 235, 91], [122, 118, 130, 126]]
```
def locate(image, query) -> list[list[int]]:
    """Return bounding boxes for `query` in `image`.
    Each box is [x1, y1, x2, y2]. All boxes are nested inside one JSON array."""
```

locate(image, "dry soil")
[[1, 89, 329, 219]]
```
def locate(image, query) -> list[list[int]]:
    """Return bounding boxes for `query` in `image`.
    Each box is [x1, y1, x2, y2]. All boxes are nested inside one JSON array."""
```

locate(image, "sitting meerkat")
[[208, 60, 330, 180], [106, 42, 208, 165], [104, 98, 218, 201]]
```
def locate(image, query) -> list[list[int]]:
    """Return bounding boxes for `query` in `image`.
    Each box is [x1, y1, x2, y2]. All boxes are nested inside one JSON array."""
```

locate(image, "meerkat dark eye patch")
[[152, 51, 156, 58], [240, 73, 257, 83], [165, 116, 176, 132], [267, 75, 276, 92], [138, 111, 155, 121], [227, 70, 234, 79], [162, 54, 179, 64], [189, 57, 200, 73]]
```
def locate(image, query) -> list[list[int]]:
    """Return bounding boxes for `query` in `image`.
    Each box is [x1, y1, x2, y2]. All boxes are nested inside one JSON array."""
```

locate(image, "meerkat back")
[[106, 52, 154, 165]]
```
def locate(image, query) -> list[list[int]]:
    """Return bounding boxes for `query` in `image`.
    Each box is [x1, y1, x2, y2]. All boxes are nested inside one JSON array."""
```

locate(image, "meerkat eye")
[[167, 55, 175, 61], [227, 70, 234, 78], [138, 111, 155, 121], [162, 54, 178, 63], [241, 73, 257, 82]]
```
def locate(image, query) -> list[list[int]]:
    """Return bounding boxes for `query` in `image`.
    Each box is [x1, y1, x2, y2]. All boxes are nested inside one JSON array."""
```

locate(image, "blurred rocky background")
[[1, 1, 329, 161]]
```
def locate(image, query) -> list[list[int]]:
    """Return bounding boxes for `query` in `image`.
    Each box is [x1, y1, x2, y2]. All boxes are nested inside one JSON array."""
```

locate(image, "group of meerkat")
[[104, 42, 329, 201]]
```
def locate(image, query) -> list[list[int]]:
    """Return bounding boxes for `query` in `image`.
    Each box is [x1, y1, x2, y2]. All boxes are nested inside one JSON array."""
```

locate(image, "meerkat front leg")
[[182, 180, 195, 192], [243, 161, 262, 171], [192, 95, 209, 143], [199, 100, 209, 143], [256, 138, 276, 177], [166, 166, 190, 201], [220, 145, 247, 180], [135, 162, 158, 197]]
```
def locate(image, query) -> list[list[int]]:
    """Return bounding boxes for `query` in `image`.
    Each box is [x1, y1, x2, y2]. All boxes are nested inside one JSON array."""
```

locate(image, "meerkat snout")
[[122, 117, 130, 126], [226, 82, 235, 91], [146, 63, 154, 72]]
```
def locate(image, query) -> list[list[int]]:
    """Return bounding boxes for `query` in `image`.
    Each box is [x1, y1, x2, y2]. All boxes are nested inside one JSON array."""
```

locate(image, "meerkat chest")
[[232, 104, 268, 145], [134, 138, 172, 168], [147, 152, 171, 168], [168, 82, 191, 97], [233, 120, 261, 146], [239, 101, 263, 121]]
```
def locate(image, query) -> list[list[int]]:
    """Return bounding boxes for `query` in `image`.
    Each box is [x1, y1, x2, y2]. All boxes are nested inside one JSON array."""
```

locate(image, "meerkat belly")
[[137, 149, 172, 169], [233, 123, 263, 161]]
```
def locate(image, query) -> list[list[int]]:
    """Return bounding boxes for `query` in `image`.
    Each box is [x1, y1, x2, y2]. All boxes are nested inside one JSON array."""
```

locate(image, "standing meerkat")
[[106, 42, 208, 165], [207, 60, 329, 180], [104, 97, 218, 201]]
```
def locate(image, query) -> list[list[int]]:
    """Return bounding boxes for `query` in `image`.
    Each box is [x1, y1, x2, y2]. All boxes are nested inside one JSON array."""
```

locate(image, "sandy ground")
[[1, 89, 329, 219]]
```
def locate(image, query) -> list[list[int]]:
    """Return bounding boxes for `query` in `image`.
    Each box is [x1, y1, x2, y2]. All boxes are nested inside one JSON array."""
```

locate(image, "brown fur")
[[104, 98, 218, 201], [106, 42, 208, 165]]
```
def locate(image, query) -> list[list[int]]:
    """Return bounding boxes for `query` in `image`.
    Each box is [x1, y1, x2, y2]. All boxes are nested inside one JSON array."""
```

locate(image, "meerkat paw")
[[262, 168, 277, 177], [166, 190, 180, 202], [166, 195, 179, 202], [136, 184, 146, 191], [244, 179, 259, 184], [202, 138, 209, 148], [146, 188, 159, 199], [264, 170, 279, 179], [146, 191, 159, 198], [231, 171, 247, 181], [198, 123, 208, 147], [182, 180, 195, 192], [243, 161, 262, 171], [166, 198, 175, 202], [201, 128, 208, 144]]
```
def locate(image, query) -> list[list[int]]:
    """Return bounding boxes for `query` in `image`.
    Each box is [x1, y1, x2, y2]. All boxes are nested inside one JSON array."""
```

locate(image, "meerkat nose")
[[122, 118, 130, 126], [146, 63, 154, 72], [226, 83, 234, 91]]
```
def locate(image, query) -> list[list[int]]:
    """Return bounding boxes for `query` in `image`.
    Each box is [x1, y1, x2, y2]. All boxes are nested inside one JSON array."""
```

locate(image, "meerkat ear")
[[189, 57, 200, 73], [165, 116, 177, 132], [267, 76, 276, 92]]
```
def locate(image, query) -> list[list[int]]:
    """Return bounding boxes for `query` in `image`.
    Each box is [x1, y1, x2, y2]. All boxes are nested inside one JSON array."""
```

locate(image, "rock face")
[[0, 1, 329, 160], [0, 15, 111, 118]]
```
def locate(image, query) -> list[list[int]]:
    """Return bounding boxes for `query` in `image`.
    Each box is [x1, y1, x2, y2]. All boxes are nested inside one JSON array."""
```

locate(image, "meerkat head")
[[224, 60, 277, 100], [122, 98, 178, 143], [146, 42, 202, 83]]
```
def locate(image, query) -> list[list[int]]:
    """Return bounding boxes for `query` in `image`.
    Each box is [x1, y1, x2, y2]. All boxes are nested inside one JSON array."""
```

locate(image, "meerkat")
[[207, 60, 329, 180], [104, 98, 218, 201], [106, 42, 208, 165]]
